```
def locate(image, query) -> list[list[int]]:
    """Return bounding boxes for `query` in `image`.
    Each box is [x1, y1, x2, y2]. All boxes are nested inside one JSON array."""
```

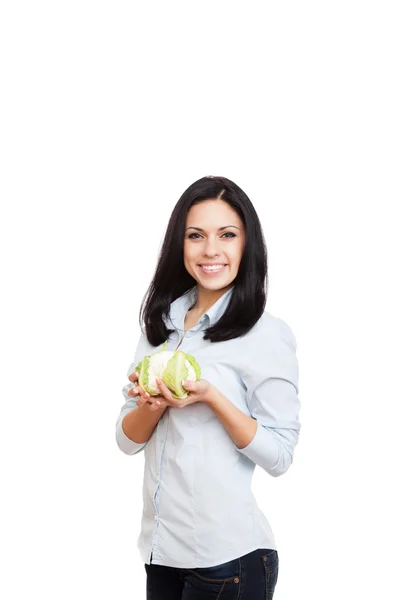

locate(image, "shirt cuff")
[[115, 418, 147, 456], [236, 420, 281, 475]]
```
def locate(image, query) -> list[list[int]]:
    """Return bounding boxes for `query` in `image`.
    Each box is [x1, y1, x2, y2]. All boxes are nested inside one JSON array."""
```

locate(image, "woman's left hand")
[[136, 378, 213, 410]]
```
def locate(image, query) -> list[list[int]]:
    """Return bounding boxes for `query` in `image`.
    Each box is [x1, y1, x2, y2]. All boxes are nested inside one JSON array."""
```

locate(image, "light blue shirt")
[[116, 285, 301, 568]]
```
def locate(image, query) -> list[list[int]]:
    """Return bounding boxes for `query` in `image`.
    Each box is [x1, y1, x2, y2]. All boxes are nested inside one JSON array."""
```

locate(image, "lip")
[[198, 264, 227, 275]]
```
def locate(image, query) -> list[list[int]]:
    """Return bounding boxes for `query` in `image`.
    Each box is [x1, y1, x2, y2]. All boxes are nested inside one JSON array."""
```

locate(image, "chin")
[[201, 278, 234, 290]]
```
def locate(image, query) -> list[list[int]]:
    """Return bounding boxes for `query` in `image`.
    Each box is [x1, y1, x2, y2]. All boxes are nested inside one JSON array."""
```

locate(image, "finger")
[[181, 379, 192, 391], [156, 378, 174, 402], [128, 382, 143, 397], [136, 390, 151, 407], [141, 390, 151, 402], [183, 379, 199, 392], [128, 371, 139, 383], [149, 398, 164, 410]]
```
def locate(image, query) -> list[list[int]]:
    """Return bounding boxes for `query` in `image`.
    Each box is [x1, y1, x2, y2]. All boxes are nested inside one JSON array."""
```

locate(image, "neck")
[[190, 284, 232, 314]]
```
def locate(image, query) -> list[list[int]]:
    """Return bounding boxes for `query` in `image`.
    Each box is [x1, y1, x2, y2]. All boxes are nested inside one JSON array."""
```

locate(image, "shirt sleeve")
[[236, 317, 302, 477], [115, 331, 149, 456]]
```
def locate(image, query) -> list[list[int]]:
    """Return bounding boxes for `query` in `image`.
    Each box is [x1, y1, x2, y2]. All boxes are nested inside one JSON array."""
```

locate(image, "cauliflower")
[[135, 341, 201, 399]]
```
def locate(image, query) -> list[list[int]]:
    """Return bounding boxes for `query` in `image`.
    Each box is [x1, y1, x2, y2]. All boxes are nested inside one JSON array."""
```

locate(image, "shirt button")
[[234, 577, 240, 583]]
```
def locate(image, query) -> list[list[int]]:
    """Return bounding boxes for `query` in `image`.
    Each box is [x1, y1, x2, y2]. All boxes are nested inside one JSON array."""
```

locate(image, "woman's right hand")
[[127, 370, 157, 409], [127, 370, 146, 402], [127, 370, 166, 411]]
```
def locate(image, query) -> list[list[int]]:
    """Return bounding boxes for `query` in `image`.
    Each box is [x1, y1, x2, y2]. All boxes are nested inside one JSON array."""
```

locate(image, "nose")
[[203, 236, 221, 257]]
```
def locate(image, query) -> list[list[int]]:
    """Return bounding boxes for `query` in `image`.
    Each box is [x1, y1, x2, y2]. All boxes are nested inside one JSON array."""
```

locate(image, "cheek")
[[230, 241, 245, 263], [183, 244, 197, 263]]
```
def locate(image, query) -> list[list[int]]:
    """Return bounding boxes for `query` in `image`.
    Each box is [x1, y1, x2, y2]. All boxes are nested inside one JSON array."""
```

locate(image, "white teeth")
[[200, 264, 225, 270]]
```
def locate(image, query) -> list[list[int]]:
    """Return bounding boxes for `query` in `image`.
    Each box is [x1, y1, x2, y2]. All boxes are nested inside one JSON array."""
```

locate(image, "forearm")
[[204, 388, 257, 450], [122, 402, 168, 444]]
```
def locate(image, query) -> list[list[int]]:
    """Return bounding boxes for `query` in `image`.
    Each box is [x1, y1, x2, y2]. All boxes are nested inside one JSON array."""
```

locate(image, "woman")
[[116, 175, 301, 600]]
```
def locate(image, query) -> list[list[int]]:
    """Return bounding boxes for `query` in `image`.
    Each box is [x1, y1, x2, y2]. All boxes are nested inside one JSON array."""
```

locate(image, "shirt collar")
[[167, 285, 234, 332]]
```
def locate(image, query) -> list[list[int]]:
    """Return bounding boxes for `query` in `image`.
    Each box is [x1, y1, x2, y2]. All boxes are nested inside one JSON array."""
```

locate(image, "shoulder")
[[244, 310, 297, 351], [232, 310, 299, 391]]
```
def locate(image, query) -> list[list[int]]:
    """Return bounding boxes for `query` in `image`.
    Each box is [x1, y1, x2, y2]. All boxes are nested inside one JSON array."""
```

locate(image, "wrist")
[[203, 384, 221, 408]]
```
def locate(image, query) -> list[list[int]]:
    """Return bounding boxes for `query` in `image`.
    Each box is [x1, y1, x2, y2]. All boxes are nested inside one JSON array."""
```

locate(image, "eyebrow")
[[185, 226, 241, 232]]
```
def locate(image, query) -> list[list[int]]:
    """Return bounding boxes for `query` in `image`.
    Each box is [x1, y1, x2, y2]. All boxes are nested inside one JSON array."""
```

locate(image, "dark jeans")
[[145, 547, 279, 599]]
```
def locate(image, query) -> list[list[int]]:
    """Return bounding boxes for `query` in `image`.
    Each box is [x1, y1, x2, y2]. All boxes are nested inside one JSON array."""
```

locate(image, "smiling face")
[[183, 199, 246, 294]]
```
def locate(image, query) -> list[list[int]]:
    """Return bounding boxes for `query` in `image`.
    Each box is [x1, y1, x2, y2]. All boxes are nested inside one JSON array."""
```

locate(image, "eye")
[[187, 232, 237, 239]]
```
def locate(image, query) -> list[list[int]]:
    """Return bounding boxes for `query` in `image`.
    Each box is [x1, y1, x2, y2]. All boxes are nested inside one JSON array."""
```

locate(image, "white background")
[[1, 1, 399, 598]]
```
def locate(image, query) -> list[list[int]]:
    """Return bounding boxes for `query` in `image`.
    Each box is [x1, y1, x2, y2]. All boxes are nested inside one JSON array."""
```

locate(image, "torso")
[[175, 310, 200, 350], [184, 310, 201, 333]]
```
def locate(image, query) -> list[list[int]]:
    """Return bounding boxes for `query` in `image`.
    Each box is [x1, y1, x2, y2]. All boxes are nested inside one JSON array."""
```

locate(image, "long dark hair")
[[139, 175, 268, 346]]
